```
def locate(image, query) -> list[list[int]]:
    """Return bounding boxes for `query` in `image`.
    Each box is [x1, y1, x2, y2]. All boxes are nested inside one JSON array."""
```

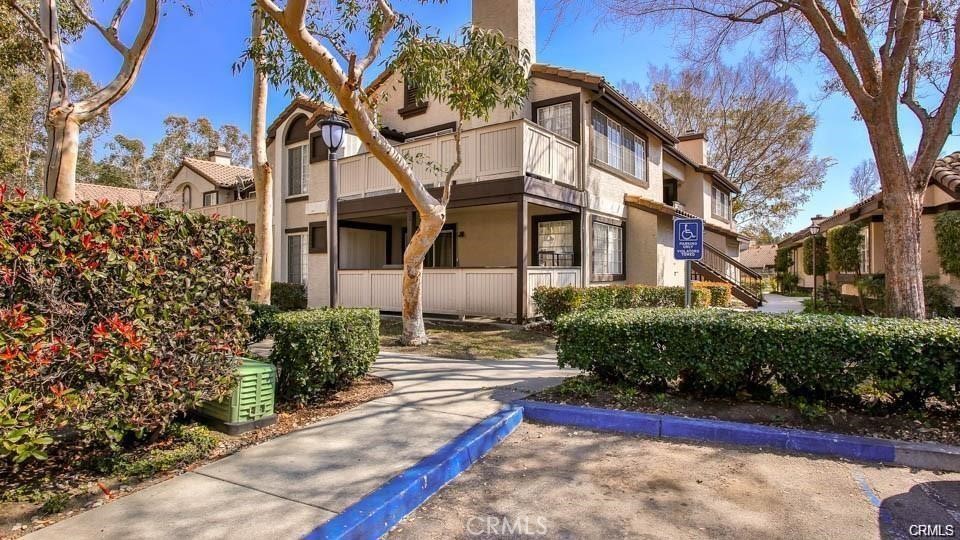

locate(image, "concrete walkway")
[[758, 293, 806, 314], [26, 354, 570, 540]]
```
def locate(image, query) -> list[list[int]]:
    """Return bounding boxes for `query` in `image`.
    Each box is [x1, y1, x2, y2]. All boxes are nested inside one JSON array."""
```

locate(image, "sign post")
[[673, 218, 704, 308]]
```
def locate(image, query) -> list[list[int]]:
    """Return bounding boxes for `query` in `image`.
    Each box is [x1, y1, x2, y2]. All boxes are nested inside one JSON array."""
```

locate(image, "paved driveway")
[[24, 353, 571, 540], [759, 293, 806, 314]]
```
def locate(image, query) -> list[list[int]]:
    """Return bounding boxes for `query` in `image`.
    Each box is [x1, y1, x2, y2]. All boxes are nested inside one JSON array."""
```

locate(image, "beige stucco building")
[[197, 0, 756, 319], [778, 151, 960, 307]]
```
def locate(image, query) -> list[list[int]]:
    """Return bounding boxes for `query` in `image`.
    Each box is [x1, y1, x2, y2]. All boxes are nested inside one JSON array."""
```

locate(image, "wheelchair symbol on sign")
[[679, 223, 698, 242]]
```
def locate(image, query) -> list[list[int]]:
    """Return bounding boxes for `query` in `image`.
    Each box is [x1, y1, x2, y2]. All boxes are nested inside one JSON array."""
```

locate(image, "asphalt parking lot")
[[390, 423, 960, 539]]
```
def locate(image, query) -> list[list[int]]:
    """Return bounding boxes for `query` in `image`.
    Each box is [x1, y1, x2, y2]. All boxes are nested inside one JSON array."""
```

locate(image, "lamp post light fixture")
[[808, 215, 825, 311], [320, 113, 350, 307]]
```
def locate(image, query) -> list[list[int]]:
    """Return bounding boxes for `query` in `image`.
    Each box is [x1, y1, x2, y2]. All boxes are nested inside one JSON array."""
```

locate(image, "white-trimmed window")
[[592, 109, 647, 182], [202, 191, 218, 207], [712, 185, 731, 221], [287, 144, 308, 197], [286, 234, 307, 285], [537, 102, 573, 140], [592, 220, 624, 279], [181, 186, 192, 209]]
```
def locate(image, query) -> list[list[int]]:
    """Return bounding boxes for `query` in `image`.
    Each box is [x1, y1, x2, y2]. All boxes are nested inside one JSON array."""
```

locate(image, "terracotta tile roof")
[[75, 183, 158, 206], [931, 150, 960, 194], [739, 244, 778, 269], [181, 158, 253, 188]]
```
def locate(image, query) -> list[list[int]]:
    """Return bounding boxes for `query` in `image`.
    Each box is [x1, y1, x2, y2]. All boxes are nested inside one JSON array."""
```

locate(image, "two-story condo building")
[[187, 0, 757, 320]]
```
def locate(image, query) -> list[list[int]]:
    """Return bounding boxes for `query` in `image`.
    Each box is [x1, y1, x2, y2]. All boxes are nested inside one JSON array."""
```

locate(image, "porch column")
[[516, 196, 529, 324]]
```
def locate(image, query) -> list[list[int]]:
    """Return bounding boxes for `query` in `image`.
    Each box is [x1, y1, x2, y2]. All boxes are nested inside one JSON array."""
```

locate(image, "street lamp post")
[[809, 215, 824, 312], [319, 114, 350, 308]]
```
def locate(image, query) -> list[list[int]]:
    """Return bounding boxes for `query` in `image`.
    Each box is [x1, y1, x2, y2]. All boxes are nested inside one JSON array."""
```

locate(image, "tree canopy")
[[624, 59, 832, 234]]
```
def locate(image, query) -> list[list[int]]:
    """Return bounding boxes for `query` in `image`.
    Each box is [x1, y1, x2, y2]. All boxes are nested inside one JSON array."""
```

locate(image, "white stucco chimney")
[[472, 0, 537, 65], [208, 147, 232, 166], [677, 131, 708, 167]]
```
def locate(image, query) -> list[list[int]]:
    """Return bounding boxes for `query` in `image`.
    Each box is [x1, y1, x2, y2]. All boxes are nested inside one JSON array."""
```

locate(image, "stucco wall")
[[169, 167, 222, 211], [449, 204, 518, 268]]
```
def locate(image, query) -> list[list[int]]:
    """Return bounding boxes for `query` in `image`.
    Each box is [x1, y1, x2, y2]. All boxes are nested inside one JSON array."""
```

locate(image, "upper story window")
[[711, 185, 731, 221], [400, 79, 428, 118], [181, 186, 192, 209], [592, 109, 647, 182], [287, 144, 308, 197], [202, 191, 218, 207], [537, 102, 573, 140]]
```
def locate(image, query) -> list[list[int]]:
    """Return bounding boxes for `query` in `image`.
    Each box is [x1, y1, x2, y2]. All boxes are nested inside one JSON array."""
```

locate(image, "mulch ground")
[[532, 375, 960, 448], [0, 375, 392, 538]]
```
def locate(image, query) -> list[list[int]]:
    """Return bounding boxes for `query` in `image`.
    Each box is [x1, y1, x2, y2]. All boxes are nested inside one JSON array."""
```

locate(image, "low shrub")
[[271, 282, 307, 311], [693, 281, 733, 307], [270, 309, 379, 402], [936, 211, 960, 277], [532, 285, 709, 321], [249, 302, 280, 343], [555, 308, 960, 406], [1, 194, 252, 465], [925, 277, 957, 318]]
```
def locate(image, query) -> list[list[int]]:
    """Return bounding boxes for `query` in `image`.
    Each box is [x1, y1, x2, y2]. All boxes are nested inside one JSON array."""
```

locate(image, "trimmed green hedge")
[[271, 281, 307, 311], [693, 281, 733, 307], [1, 194, 252, 464], [532, 285, 709, 321], [556, 308, 960, 406], [248, 302, 280, 343], [270, 308, 379, 403]]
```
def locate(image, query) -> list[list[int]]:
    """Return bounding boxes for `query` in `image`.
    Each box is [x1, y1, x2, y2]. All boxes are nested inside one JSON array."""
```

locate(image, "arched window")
[[182, 186, 192, 209], [285, 114, 310, 197]]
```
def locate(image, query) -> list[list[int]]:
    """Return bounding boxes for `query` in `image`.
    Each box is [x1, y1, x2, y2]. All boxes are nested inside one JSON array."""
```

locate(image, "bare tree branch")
[[835, 0, 880, 94], [350, 0, 398, 88], [70, 0, 129, 54]]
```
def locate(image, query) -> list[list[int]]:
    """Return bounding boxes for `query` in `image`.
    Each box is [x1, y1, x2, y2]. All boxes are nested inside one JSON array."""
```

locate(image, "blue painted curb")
[[303, 406, 523, 540], [517, 400, 901, 465]]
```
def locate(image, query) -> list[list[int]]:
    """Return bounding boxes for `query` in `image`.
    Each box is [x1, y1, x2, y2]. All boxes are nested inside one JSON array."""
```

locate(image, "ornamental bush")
[[936, 211, 960, 277], [269, 308, 379, 403], [827, 224, 864, 274], [0, 193, 253, 464], [248, 302, 280, 343], [692, 281, 733, 307], [555, 309, 960, 406], [532, 285, 709, 321], [802, 235, 828, 276], [271, 282, 308, 311]]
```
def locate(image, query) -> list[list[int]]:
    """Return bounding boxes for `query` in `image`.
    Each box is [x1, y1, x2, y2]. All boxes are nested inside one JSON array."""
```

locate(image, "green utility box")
[[199, 357, 277, 435]]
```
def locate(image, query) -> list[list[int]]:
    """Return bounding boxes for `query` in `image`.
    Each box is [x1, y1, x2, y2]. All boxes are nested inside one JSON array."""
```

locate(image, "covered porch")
[[312, 197, 584, 320]]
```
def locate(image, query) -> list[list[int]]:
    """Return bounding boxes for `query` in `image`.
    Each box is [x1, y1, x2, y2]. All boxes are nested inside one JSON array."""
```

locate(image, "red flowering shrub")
[[0, 189, 253, 464]]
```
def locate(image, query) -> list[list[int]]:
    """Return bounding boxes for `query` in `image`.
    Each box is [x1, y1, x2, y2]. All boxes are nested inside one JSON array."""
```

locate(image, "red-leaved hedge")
[[0, 190, 253, 464]]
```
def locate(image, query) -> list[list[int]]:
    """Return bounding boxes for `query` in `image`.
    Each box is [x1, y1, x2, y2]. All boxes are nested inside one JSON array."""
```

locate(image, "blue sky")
[[65, 0, 950, 234]]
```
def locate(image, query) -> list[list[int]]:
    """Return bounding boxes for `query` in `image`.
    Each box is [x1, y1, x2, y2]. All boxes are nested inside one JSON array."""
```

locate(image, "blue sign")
[[674, 218, 704, 261]]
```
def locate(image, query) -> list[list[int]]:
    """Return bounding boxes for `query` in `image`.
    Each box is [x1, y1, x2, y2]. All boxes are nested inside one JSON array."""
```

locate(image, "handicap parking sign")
[[674, 218, 703, 261]]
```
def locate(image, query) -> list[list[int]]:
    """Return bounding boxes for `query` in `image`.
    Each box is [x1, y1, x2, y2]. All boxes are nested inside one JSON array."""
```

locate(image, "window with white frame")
[[537, 102, 573, 140], [286, 234, 306, 285], [181, 186, 192, 209], [202, 191, 217, 207], [592, 109, 647, 182], [592, 220, 624, 279], [712, 185, 731, 221], [287, 144, 308, 197]]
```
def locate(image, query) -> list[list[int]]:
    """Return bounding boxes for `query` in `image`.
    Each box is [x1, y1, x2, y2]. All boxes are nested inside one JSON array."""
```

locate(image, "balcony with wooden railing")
[[194, 198, 258, 224], [337, 119, 580, 199]]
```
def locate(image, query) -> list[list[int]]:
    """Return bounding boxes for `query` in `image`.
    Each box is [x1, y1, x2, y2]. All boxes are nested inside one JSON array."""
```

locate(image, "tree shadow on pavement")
[[880, 481, 960, 540]]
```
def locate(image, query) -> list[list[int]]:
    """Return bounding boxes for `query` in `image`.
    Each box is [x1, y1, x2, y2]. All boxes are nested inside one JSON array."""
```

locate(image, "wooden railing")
[[195, 198, 258, 224], [693, 243, 763, 306], [337, 119, 580, 198]]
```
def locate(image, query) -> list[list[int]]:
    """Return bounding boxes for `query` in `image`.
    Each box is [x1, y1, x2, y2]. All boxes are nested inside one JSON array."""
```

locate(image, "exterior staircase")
[[691, 243, 764, 307]]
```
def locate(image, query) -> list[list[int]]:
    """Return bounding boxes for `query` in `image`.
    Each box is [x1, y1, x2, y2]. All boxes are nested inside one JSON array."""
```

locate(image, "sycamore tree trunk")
[[10, 0, 161, 201], [45, 110, 80, 201], [401, 210, 445, 344], [250, 10, 274, 305], [868, 116, 926, 319]]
